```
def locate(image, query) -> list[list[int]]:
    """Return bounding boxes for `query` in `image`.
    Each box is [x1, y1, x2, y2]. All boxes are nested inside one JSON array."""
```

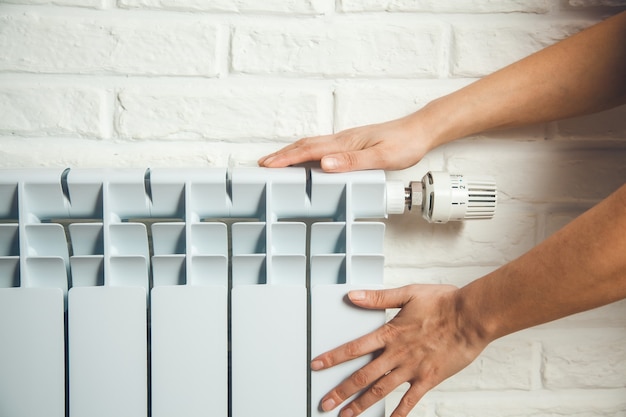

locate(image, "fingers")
[[258, 135, 340, 168], [322, 368, 431, 417], [258, 126, 393, 172], [389, 383, 429, 417], [319, 361, 430, 417], [260, 144, 390, 173], [331, 367, 406, 416], [311, 288, 413, 371], [321, 354, 395, 411], [312, 326, 387, 371]]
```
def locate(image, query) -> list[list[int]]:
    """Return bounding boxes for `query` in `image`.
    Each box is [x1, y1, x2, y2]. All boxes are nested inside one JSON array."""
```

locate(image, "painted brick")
[[0, 87, 105, 138], [0, 13, 220, 76], [334, 80, 472, 131], [543, 209, 584, 238], [450, 20, 595, 77], [118, 0, 333, 13], [334, 81, 549, 140], [433, 390, 626, 417], [1, 0, 106, 7], [557, 105, 626, 139], [444, 140, 626, 203], [568, 0, 626, 6], [384, 208, 537, 267], [542, 330, 626, 389], [0, 136, 277, 168], [115, 85, 332, 141], [339, 0, 549, 13], [231, 21, 444, 77], [434, 338, 533, 391], [383, 265, 498, 288], [532, 300, 626, 330]]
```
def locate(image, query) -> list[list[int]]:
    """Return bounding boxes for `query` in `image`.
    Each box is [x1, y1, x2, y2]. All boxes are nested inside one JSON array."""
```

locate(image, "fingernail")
[[341, 408, 354, 417], [349, 290, 365, 301], [311, 360, 324, 371], [322, 157, 338, 170], [322, 398, 336, 411], [262, 156, 274, 166]]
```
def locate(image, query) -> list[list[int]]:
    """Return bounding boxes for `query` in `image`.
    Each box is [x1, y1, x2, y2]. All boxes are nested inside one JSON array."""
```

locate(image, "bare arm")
[[259, 11, 626, 172], [313, 182, 626, 417]]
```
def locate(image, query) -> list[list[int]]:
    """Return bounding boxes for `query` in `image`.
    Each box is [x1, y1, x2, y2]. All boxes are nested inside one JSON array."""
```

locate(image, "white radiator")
[[0, 167, 389, 417], [0, 167, 497, 417]]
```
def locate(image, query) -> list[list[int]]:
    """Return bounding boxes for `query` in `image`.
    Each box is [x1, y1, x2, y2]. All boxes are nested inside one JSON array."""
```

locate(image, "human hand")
[[258, 115, 433, 172], [311, 285, 489, 417]]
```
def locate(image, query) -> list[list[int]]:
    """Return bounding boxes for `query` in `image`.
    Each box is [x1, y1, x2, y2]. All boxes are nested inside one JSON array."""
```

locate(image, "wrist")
[[410, 95, 472, 152], [398, 102, 448, 158], [453, 285, 499, 348]]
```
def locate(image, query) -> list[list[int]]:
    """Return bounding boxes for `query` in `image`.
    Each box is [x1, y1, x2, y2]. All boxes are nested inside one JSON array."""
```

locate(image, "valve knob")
[[385, 171, 497, 223], [421, 171, 497, 223]]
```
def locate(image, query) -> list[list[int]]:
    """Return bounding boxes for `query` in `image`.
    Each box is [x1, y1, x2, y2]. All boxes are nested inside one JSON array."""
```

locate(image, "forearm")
[[417, 11, 626, 149], [459, 182, 626, 343]]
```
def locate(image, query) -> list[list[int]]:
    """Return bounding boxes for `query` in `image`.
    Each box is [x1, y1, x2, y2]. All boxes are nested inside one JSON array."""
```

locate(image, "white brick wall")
[[1, 1, 625, 416]]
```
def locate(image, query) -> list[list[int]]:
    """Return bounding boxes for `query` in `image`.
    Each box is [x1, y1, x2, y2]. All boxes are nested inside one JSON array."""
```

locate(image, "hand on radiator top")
[[310, 285, 488, 417], [260, 12, 626, 175], [257, 115, 433, 172]]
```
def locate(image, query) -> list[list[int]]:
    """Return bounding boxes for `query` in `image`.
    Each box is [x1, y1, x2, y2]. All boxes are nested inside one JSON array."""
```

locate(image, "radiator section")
[[0, 167, 386, 417]]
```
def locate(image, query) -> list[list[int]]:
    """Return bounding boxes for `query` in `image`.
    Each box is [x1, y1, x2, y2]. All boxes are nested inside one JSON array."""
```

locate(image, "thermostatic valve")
[[385, 171, 497, 223]]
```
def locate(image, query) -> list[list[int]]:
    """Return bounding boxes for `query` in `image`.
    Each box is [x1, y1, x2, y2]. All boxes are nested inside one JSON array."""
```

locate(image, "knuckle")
[[345, 339, 363, 358], [402, 393, 418, 409], [297, 142, 316, 157], [315, 353, 334, 368], [342, 152, 358, 170], [351, 403, 364, 416], [379, 322, 402, 343], [350, 369, 369, 387], [334, 386, 349, 402], [392, 384, 425, 416], [370, 382, 386, 399], [368, 289, 385, 305]]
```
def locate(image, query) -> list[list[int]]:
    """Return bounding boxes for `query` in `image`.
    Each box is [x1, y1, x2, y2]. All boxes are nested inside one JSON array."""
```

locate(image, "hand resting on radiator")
[[259, 11, 626, 417], [258, 12, 626, 176]]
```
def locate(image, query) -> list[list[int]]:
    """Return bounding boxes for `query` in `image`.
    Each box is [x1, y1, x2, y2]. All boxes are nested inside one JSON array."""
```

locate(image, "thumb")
[[321, 148, 385, 172], [348, 287, 411, 310]]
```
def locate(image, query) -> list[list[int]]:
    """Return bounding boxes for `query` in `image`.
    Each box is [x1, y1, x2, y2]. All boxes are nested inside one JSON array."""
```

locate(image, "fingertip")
[[311, 359, 325, 371], [321, 398, 336, 412], [260, 155, 274, 167], [321, 156, 339, 171], [348, 290, 366, 302]]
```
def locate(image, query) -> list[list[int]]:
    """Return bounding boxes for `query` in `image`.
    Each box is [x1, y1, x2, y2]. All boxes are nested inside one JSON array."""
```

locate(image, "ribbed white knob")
[[421, 172, 497, 223], [463, 175, 497, 220], [385, 180, 406, 215]]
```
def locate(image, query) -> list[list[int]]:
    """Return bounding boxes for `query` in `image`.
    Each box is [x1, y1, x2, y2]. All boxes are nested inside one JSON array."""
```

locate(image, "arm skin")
[[259, 11, 626, 417], [258, 11, 626, 173]]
